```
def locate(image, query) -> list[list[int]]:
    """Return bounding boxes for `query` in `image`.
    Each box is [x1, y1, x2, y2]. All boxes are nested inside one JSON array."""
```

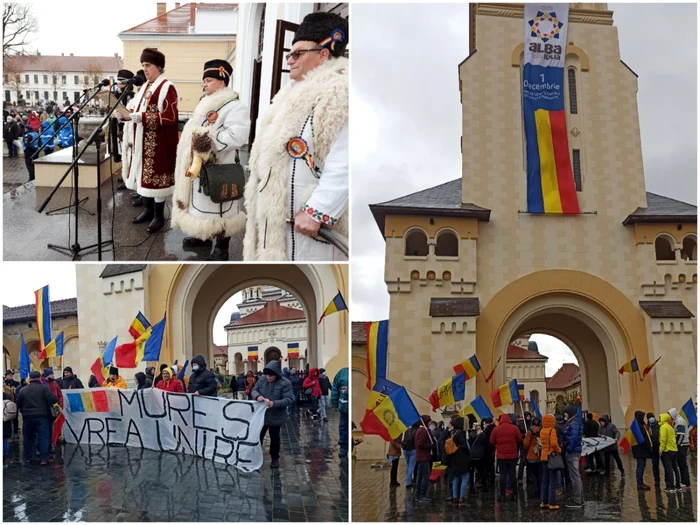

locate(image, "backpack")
[[402, 426, 417, 450], [445, 434, 459, 455], [3, 399, 17, 422]]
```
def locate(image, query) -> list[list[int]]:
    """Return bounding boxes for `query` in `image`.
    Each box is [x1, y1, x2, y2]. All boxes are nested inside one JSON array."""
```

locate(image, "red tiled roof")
[[352, 321, 368, 345], [213, 345, 228, 357], [120, 3, 237, 34], [225, 301, 305, 328], [546, 363, 581, 390], [506, 344, 548, 360], [4, 54, 123, 73]]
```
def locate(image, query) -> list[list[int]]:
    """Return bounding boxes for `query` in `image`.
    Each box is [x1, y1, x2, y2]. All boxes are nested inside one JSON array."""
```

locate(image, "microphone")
[[83, 78, 110, 92], [127, 76, 144, 87]]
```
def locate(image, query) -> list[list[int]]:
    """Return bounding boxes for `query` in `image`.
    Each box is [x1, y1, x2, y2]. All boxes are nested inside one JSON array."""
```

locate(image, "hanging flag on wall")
[[429, 372, 466, 411], [247, 346, 259, 362], [34, 285, 52, 352], [490, 379, 520, 408], [366, 320, 388, 389], [618, 357, 639, 375], [287, 343, 300, 359], [453, 355, 481, 379], [523, 4, 580, 214], [318, 291, 348, 324]]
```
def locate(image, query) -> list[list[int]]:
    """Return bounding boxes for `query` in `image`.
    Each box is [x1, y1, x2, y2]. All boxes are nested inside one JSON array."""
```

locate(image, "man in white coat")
[[171, 59, 251, 260], [244, 12, 348, 261]]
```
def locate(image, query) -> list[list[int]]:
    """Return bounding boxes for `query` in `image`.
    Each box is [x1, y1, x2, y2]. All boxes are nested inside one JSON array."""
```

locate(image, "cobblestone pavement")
[[3, 409, 348, 522], [351, 454, 697, 522]]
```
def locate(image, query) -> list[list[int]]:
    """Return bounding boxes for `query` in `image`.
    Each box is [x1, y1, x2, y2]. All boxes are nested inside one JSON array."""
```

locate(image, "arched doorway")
[[233, 352, 244, 375], [264, 346, 281, 363]]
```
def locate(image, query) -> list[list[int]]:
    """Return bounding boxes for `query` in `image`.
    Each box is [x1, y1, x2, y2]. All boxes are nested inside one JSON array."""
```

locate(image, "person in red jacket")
[[490, 413, 523, 500], [303, 368, 322, 420], [156, 367, 184, 393], [40, 369, 63, 452], [414, 415, 434, 503]]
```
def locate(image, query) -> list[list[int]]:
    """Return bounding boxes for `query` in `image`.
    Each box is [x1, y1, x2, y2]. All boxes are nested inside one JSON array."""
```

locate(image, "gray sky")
[[350, 3, 697, 335], [2, 263, 77, 307]]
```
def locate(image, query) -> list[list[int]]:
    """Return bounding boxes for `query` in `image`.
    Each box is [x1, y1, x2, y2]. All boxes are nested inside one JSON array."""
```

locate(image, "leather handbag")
[[199, 150, 245, 203], [547, 452, 565, 470]]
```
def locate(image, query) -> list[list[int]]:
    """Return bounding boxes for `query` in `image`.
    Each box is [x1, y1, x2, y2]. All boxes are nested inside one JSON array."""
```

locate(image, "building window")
[[24, 74, 29, 83], [61, 75, 66, 85], [33, 75, 38, 84], [43, 75, 48, 83], [572, 149, 582, 191], [73, 75, 78, 84], [435, 230, 459, 257], [405, 230, 429, 257], [25, 91, 30, 99], [568, 68, 578, 114], [53, 91, 57, 100], [34, 91, 39, 99], [43, 91, 48, 100], [4, 91, 10, 102], [655, 236, 675, 261], [681, 235, 697, 261], [84, 75, 88, 84], [74, 92, 80, 102]]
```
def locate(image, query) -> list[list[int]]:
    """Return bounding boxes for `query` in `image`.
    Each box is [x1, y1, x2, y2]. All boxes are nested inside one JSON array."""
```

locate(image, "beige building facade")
[[354, 3, 696, 459]]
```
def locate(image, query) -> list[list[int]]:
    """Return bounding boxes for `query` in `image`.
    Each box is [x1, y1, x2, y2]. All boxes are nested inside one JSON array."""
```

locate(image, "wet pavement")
[[351, 454, 697, 522], [3, 409, 348, 522], [3, 154, 246, 261]]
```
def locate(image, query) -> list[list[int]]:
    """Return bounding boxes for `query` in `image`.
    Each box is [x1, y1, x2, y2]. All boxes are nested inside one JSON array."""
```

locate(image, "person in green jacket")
[[659, 413, 681, 492], [331, 367, 349, 457]]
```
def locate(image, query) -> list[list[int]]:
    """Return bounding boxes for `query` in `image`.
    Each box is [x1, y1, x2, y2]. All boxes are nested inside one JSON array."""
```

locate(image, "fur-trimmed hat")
[[292, 12, 348, 57], [202, 59, 232, 86], [140, 48, 165, 69], [109, 366, 119, 376], [117, 69, 134, 82]]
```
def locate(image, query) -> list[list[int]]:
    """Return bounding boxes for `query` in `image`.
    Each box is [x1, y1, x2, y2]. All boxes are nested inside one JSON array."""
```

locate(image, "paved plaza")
[[351, 454, 697, 522], [3, 410, 348, 522]]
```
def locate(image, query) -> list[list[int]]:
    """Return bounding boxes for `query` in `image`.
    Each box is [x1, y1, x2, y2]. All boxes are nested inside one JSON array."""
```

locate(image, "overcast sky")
[[212, 292, 242, 346], [2, 263, 77, 307], [350, 3, 697, 348]]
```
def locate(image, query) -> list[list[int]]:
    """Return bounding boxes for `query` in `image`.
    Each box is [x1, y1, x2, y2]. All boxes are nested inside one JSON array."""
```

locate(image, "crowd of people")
[[3, 355, 350, 470], [386, 404, 695, 509]]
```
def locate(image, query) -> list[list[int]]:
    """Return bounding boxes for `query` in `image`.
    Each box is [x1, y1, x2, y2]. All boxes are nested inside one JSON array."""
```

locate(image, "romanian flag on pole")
[[19, 333, 30, 381], [619, 418, 647, 455], [38, 332, 64, 359], [523, 4, 579, 214], [90, 355, 108, 386], [129, 312, 150, 339], [530, 390, 542, 419], [485, 356, 502, 383], [618, 357, 639, 375], [139, 314, 166, 362], [34, 285, 52, 352], [366, 320, 388, 389], [360, 377, 401, 441], [362, 386, 420, 440], [102, 336, 117, 367], [318, 291, 348, 324], [114, 342, 137, 368], [459, 395, 493, 422], [453, 355, 481, 379], [490, 379, 520, 408], [428, 372, 466, 411], [641, 357, 661, 380], [679, 398, 697, 427]]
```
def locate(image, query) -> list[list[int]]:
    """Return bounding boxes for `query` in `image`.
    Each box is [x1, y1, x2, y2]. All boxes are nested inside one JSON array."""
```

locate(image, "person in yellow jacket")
[[102, 367, 128, 389], [659, 413, 681, 492]]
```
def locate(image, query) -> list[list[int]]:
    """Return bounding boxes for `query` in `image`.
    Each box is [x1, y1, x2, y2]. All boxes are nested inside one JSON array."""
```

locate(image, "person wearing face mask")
[[598, 415, 624, 476], [668, 407, 692, 491], [188, 355, 218, 397], [251, 360, 294, 469], [303, 367, 323, 420], [244, 12, 349, 261], [646, 412, 661, 486]]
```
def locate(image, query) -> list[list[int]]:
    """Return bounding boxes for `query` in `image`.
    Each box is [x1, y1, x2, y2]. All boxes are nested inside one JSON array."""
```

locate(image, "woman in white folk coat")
[[171, 59, 250, 260]]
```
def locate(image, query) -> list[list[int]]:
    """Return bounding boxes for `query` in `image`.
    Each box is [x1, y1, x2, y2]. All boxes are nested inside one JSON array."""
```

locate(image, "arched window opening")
[[435, 231, 459, 257], [681, 236, 697, 261], [655, 236, 675, 261], [568, 68, 578, 114], [405, 230, 428, 256]]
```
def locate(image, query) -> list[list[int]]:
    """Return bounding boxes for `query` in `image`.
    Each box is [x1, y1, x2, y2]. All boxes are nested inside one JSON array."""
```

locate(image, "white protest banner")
[[62, 388, 267, 472]]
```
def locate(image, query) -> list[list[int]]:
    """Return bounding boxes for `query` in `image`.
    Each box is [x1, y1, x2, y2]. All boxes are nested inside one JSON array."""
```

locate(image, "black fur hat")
[[202, 59, 232, 86], [292, 12, 348, 57], [109, 366, 119, 376], [140, 48, 165, 69], [117, 69, 134, 82]]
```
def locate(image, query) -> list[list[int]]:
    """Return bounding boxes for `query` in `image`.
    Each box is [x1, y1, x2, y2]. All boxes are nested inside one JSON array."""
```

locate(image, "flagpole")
[[519, 399, 529, 432]]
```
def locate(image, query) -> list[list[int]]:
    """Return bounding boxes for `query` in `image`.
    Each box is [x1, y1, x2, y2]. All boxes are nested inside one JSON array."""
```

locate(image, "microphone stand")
[[38, 83, 135, 260]]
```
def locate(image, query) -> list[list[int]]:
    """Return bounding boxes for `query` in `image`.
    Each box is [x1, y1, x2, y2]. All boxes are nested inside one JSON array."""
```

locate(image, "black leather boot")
[[209, 236, 231, 261], [132, 195, 143, 207], [146, 200, 166, 233], [117, 178, 127, 190], [132, 196, 154, 223], [182, 237, 213, 249]]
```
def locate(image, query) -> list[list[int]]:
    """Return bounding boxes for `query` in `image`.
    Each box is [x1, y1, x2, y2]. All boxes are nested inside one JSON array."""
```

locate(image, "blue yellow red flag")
[[318, 291, 348, 324], [453, 355, 481, 379], [679, 398, 697, 427], [459, 395, 493, 422], [364, 387, 420, 440], [38, 332, 64, 359], [19, 333, 30, 380], [618, 357, 639, 375], [102, 336, 117, 367], [490, 379, 520, 407], [619, 418, 647, 455], [34, 285, 52, 352], [366, 320, 388, 389], [428, 372, 466, 411], [129, 312, 150, 339]]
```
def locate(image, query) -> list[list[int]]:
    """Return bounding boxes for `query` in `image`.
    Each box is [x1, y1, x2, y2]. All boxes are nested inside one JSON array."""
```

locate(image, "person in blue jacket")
[[39, 120, 55, 155], [22, 124, 40, 181], [562, 405, 583, 508], [56, 116, 73, 149]]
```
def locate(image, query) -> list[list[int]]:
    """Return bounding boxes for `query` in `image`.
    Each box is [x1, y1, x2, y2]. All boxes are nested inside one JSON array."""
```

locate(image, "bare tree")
[[3, 56, 24, 102], [46, 61, 61, 104], [3, 3, 38, 57], [84, 59, 104, 88]]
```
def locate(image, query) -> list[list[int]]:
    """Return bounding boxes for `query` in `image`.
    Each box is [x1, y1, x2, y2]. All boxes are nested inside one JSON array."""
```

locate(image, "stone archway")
[[233, 352, 244, 375], [264, 346, 282, 363]]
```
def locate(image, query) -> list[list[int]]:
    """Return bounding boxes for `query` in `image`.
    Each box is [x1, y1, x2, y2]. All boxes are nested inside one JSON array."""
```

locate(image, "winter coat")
[[331, 367, 348, 413], [188, 368, 218, 397], [659, 413, 678, 454], [236, 374, 247, 391], [15, 381, 58, 419], [59, 374, 84, 390], [447, 428, 471, 475], [319, 375, 331, 396], [489, 414, 523, 460], [388, 436, 402, 457], [598, 415, 620, 451], [647, 421, 661, 451], [583, 416, 599, 438], [135, 373, 152, 390], [668, 407, 690, 446], [41, 377, 63, 408], [303, 368, 323, 398], [289, 373, 302, 392], [103, 376, 128, 389], [156, 377, 184, 393], [632, 411, 653, 459], [88, 376, 99, 388], [539, 414, 562, 461], [523, 426, 542, 461], [470, 430, 489, 461], [563, 417, 583, 454], [414, 426, 434, 463], [251, 360, 294, 426]]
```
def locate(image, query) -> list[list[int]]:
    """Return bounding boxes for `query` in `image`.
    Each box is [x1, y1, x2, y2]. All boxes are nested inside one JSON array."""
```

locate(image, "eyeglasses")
[[286, 48, 323, 61]]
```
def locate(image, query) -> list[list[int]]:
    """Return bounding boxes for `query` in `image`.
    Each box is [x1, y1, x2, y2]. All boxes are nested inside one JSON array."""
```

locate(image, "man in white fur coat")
[[243, 12, 349, 261], [171, 59, 250, 260]]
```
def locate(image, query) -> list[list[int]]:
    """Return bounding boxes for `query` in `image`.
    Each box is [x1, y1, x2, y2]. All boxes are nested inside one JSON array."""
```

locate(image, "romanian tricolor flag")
[[248, 346, 259, 362], [139, 315, 166, 362], [38, 332, 64, 359], [361, 386, 420, 440], [679, 398, 697, 427], [66, 390, 115, 413], [518, 383, 525, 401], [523, 4, 579, 214], [287, 343, 300, 359], [485, 356, 502, 383], [19, 333, 30, 381], [459, 395, 493, 422], [318, 291, 348, 324], [102, 336, 117, 367], [366, 320, 388, 389], [360, 377, 401, 441], [453, 355, 481, 379], [641, 357, 661, 380], [428, 372, 466, 411], [129, 312, 150, 339], [90, 355, 108, 386], [34, 285, 52, 352], [490, 379, 520, 408], [429, 462, 447, 481], [619, 418, 647, 455], [114, 341, 137, 368], [618, 357, 639, 375]]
